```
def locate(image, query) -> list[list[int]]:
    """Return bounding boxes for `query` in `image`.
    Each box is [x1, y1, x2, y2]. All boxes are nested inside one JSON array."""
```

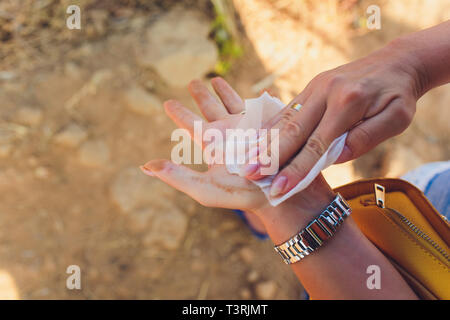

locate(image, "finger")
[[142, 159, 215, 207], [188, 79, 229, 121], [243, 92, 326, 180], [336, 97, 414, 163], [261, 78, 316, 130], [267, 93, 363, 196], [268, 92, 387, 196], [210, 77, 244, 114], [164, 99, 205, 137]]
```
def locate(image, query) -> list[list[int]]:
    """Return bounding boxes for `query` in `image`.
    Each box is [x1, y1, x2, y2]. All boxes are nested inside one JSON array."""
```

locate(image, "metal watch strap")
[[274, 193, 352, 265]]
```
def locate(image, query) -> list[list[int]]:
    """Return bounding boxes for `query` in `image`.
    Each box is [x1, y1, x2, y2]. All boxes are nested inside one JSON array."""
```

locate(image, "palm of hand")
[[151, 87, 268, 211]]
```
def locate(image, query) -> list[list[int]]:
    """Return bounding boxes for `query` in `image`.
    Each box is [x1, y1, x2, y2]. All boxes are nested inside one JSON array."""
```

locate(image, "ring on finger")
[[290, 103, 303, 112]]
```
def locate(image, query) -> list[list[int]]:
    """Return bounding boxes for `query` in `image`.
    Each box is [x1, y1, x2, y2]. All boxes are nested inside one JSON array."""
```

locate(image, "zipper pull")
[[374, 184, 386, 208]]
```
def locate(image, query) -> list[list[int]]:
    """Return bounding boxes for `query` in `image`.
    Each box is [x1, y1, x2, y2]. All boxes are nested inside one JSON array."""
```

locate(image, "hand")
[[242, 39, 424, 197], [141, 78, 335, 224]]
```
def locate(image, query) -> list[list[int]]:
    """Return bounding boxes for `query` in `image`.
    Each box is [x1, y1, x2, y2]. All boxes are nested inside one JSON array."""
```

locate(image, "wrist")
[[385, 35, 430, 99], [253, 176, 336, 244]]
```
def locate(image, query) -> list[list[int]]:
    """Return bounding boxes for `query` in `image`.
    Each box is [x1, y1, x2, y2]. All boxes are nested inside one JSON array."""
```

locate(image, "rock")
[[0, 71, 16, 81], [86, 9, 109, 38], [27, 156, 38, 166], [0, 144, 12, 158], [137, 9, 218, 87], [191, 259, 206, 272], [123, 86, 162, 116], [240, 288, 251, 299], [111, 167, 187, 253], [34, 167, 49, 179], [78, 139, 110, 167], [53, 123, 88, 148], [129, 202, 188, 252], [110, 167, 175, 213], [247, 270, 259, 283], [14, 107, 43, 127], [64, 62, 82, 78], [0, 126, 15, 145], [239, 247, 255, 264], [0, 123, 28, 156], [141, 202, 188, 252], [255, 281, 277, 300], [128, 207, 155, 232]]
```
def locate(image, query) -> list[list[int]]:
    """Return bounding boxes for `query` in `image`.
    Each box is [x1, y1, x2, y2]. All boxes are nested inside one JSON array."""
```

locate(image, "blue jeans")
[[402, 161, 450, 220]]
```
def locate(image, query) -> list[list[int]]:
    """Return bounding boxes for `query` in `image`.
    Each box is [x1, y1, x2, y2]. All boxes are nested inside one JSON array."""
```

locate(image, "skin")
[[240, 21, 450, 198], [142, 78, 417, 299]]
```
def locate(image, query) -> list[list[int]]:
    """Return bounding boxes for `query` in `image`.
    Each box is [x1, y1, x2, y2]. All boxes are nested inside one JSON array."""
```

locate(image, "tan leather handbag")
[[335, 178, 450, 299]]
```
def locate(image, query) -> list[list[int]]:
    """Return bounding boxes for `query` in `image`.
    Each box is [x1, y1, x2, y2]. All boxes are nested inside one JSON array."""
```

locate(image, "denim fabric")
[[402, 161, 450, 220], [423, 168, 450, 220]]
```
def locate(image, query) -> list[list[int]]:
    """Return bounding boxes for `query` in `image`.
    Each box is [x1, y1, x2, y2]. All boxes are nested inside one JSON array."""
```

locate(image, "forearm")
[[389, 20, 450, 97], [255, 179, 417, 300]]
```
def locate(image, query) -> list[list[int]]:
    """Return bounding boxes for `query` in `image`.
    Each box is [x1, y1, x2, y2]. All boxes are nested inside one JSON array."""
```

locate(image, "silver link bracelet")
[[274, 193, 352, 265]]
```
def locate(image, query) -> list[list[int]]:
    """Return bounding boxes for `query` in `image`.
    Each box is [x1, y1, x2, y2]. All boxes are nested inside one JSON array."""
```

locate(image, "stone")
[[14, 107, 43, 127], [123, 86, 162, 116], [112, 167, 188, 253], [191, 259, 206, 272], [239, 247, 255, 264], [247, 270, 259, 283], [86, 9, 109, 38], [141, 202, 188, 252], [240, 288, 252, 299], [110, 167, 175, 213], [0, 123, 28, 156], [53, 123, 88, 148], [128, 207, 155, 232], [0, 71, 16, 81], [0, 144, 12, 158], [78, 139, 110, 167], [64, 62, 82, 78], [138, 9, 218, 87], [34, 167, 49, 179], [255, 281, 277, 300], [0, 126, 15, 144]]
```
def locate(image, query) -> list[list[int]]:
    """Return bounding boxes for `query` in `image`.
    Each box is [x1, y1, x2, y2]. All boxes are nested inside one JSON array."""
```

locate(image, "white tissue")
[[226, 92, 347, 206]]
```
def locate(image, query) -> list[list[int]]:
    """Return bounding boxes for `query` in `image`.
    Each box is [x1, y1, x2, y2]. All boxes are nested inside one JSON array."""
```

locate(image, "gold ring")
[[291, 103, 302, 111]]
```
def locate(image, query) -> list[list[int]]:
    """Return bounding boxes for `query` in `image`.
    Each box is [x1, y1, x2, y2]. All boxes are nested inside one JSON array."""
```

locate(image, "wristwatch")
[[274, 193, 352, 265]]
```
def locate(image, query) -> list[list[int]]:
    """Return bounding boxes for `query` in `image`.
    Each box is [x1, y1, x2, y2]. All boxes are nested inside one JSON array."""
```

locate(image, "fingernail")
[[336, 145, 351, 163], [239, 163, 260, 177], [270, 176, 288, 197], [140, 165, 155, 177], [143, 160, 166, 172]]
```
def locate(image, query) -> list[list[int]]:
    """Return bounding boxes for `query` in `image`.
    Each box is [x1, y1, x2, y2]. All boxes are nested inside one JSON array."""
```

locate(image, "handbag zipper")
[[374, 184, 450, 264]]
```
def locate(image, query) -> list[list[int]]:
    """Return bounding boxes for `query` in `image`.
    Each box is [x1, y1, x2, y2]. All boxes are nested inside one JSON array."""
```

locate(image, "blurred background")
[[0, 0, 449, 299]]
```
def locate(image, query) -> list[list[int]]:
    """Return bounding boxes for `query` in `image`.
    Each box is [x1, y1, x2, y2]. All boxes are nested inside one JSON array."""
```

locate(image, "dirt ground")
[[0, 0, 448, 299]]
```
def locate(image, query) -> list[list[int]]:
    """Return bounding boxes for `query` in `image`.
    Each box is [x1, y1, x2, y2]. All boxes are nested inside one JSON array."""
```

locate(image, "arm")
[[254, 175, 417, 300], [396, 20, 450, 94]]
